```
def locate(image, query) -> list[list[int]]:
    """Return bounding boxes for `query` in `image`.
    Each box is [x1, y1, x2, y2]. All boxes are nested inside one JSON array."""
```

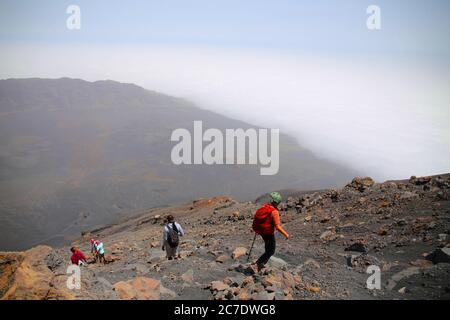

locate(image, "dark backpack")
[[167, 222, 180, 248]]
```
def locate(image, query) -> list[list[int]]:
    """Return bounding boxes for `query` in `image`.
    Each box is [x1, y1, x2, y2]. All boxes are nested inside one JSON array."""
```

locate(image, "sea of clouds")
[[1, 44, 449, 180]]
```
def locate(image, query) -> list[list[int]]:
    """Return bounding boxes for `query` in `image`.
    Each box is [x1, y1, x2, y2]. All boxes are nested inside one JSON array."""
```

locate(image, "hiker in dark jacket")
[[250, 192, 289, 273], [162, 215, 185, 260]]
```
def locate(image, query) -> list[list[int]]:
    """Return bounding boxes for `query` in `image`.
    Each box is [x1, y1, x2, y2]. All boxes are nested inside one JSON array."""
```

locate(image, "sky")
[[0, 0, 449, 180]]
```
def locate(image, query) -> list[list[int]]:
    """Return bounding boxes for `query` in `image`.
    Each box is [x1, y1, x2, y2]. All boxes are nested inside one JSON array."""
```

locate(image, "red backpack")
[[252, 204, 276, 235]]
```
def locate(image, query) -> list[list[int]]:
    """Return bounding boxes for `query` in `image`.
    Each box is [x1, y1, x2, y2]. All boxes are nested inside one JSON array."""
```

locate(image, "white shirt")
[[162, 222, 185, 241]]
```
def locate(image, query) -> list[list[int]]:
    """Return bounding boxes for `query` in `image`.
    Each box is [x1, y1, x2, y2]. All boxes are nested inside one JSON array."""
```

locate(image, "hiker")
[[93, 240, 106, 264], [250, 192, 289, 273], [70, 247, 87, 266], [90, 239, 98, 261], [162, 215, 185, 260]]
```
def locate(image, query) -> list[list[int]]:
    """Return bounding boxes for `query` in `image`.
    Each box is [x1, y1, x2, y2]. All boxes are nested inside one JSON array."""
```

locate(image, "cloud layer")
[[1, 44, 449, 180]]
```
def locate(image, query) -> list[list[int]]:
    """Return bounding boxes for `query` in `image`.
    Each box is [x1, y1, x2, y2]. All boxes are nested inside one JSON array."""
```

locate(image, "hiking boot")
[[248, 263, 259, 275], [257, 264, 264, 273]]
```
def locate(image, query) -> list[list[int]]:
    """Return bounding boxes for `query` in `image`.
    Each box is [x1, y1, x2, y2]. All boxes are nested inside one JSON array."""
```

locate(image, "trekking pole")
[[247, 233, 257, 262]]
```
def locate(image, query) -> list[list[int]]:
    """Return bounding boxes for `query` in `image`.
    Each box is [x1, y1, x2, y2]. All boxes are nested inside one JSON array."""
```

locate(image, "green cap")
[[270, 192, 282, 204]]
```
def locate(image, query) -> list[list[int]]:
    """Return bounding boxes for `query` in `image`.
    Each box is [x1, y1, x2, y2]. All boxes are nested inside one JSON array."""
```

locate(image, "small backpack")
[[167, 222, 180, 248]]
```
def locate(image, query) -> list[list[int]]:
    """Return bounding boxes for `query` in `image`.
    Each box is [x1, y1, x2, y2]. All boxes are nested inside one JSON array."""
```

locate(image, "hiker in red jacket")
[[250, 192, 289, 273], [70, 247, 87, 266]]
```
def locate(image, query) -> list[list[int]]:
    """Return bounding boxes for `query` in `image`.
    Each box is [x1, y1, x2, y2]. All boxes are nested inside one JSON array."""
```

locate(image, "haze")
[[1, 0, 449, 180], [1, 44, 448, 180]]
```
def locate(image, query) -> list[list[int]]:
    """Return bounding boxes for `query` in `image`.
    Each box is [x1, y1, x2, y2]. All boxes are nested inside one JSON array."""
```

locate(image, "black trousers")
[[256, 234, 276, 267]]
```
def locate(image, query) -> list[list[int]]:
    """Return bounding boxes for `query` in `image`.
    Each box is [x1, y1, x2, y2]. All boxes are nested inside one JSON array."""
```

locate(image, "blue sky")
[[1, 0, 449, 56]]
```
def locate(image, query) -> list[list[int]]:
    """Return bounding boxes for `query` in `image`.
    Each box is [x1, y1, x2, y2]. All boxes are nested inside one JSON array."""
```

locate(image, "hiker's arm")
[[162, 227, 167, 249], [276, 225, 289, 239], [273, 210, 289, 239], [178, 224, 185, 236]]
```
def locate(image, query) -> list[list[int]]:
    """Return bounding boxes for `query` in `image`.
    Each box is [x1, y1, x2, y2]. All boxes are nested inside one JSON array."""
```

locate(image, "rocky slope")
[[1, 174, 449, 300]]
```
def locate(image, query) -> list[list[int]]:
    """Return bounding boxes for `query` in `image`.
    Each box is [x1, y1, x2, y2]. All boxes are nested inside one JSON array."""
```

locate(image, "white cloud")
[[1, 44, 449, 180]]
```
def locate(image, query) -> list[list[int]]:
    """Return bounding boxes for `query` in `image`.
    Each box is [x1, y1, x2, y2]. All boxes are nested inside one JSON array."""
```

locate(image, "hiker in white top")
[[162, 215, 185, 260]]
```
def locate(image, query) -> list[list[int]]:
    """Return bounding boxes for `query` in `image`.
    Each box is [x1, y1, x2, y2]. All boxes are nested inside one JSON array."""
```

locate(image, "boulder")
[[242, 276, 254, 287], [425, 248, 450, 264], [261, 275, 282, 288], [232, 247, 248, 260], [181, 269, 194, 284], [308, 286, 321, 293], [237, 290, 251, 300], [228, 211, 244, 222], [377, 227, 389, 236], [178, 250, 193, 259], [267, 256, 288, 268], [345, 242, 368, 253], [113, 277, 161, 300], [409, 259, 433, 268], [150, 241, 160, 248], [346, 254, 379, 268], [44, 251, 64, 271], [153, 215, 162, 224], [280, 271, 297, 288], [346, 177, 375, 192], [303, 258, 321, 269], [386, 267, 420, 290], [329, 189, 339, 202], [210, 281, 230, 292], [409, 176, 431, 186], [216, 255, 228, 263], [398, 287, 407, 294], [319, 230, 336, 241], [105, 254, 120, 263], [255, 291, 276, 300], [400, 191, 419, 200], [336, 223, 354, 233], [0, 246, 75, 300], [160, 285, 177, 298]]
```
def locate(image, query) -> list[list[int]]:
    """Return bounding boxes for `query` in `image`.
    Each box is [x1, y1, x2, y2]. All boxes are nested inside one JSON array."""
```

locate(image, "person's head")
[[70, 247, 76, 253], [269, 192, 282, 207], [90, 239, 95, 244], [167, 215, 174, 223]]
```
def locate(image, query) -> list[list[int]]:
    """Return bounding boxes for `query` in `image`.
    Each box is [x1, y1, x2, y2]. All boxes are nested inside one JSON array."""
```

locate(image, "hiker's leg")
[[256, 235, 271, 266], [164, 240, 171, 258], [267, 234, 276, 259], [169, 246, 177, 259], [256, 234, 276, 267], [165, 242, 177, 260]]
